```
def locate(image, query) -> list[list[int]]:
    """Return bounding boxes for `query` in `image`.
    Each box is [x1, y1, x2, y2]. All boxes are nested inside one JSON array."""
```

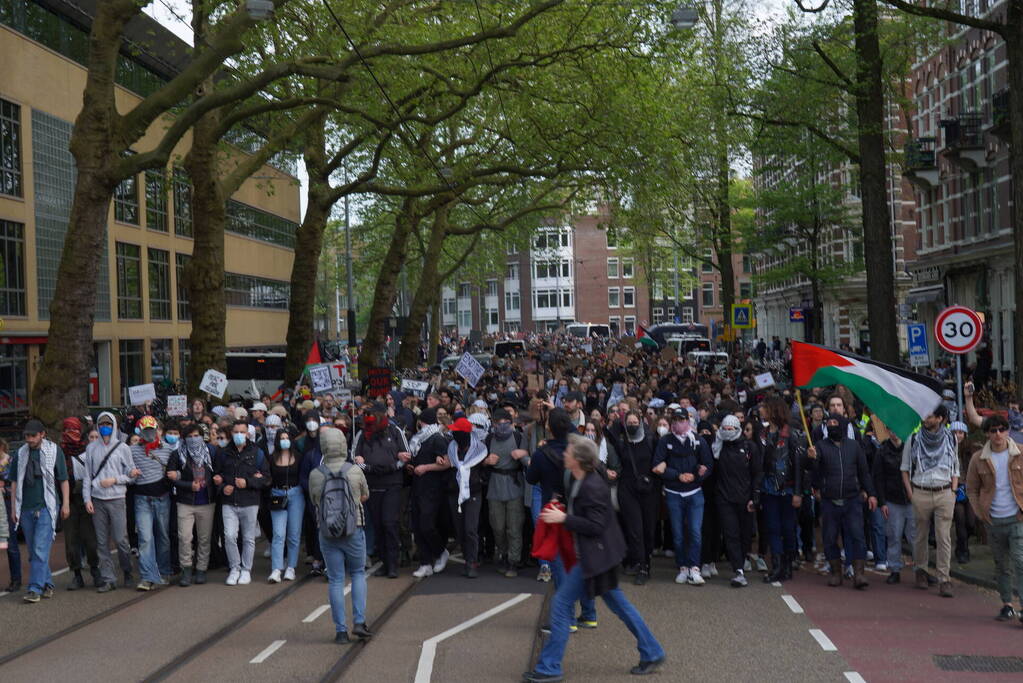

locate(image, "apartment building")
[[0, 0, 300, 408]]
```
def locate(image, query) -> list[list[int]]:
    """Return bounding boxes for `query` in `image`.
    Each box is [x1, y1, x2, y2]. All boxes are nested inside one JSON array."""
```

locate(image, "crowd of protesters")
[[2, 332, 1021, 677]]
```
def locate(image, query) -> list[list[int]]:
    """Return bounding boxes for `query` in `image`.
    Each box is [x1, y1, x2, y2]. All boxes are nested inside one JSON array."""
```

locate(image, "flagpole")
[[795, 388, 814, 456]]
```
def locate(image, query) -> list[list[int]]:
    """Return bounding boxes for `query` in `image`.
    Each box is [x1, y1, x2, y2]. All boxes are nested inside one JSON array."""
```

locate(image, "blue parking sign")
[[907, 322, 929, 367]]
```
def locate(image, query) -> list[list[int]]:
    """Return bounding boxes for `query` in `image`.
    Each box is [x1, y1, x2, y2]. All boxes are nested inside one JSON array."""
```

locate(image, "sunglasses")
[[988, 426, 1008, 434]]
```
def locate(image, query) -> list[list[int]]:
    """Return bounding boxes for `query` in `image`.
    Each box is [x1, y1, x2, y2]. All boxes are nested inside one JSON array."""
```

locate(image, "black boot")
[[781, 553, 794, 581], [90, 567, 103, 588], [67, 570, 85, 591], [764, 555, 784, 583], [178, 567, 192, 587]]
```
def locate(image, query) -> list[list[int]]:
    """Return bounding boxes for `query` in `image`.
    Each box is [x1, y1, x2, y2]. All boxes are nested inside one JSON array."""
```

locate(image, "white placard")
[[329, 361, 348, 390], [401, 379, 431, 399], [128, 383, 156, 406], [166, 394, 188, 416], [582, 343, 593, 354], [754, 372, 775, 390], [309, 363, 334, 394], [336, 388, 353, 406], [455, 352, 485, 388], [200, 369, 228, 398]]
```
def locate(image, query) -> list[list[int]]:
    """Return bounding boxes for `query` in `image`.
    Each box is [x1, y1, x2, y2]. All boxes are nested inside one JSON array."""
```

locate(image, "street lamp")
[[670, 7, 699, 30]]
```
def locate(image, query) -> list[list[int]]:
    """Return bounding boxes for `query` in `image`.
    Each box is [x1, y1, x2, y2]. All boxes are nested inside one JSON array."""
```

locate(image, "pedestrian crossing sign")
[[731, 304, 753, 329]]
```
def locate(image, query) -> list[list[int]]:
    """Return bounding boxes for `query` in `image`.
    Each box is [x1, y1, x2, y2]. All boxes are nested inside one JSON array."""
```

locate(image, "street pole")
[[955, 354, 963, 422], [673, 235, 680, 323], [344, 167, 356, 350]]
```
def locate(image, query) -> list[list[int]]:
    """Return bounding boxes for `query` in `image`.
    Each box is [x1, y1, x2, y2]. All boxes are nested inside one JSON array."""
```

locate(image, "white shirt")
[[989, 449, 1020, 518]]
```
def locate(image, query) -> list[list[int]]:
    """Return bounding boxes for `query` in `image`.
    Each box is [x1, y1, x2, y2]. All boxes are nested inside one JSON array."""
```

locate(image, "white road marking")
[[0, 591, 9, 598], [809, 629, 837, 651], [53, 567, 69, 577], [781, 595, 804, 614], [302, 586, 351, 623], [771, 581, 782, 587], [447, 554, 466, 565], [844, 673, 867, 683], [414, 593, 532, 683], [250, 639, 286, 664]]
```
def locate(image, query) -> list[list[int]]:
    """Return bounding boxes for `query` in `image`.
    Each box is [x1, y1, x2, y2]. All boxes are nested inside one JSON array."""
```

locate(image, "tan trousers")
[[911, 487, 955, 582], [177, 503, 215, 571]]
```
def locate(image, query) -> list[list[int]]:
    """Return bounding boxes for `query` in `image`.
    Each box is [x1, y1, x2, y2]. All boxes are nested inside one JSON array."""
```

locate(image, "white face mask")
[[656, 426, 670, 437], [306, 420, 320, 433]]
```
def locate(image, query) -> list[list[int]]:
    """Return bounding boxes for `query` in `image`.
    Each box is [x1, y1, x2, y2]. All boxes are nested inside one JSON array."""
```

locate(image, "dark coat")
[[215, 442, 269, 507], [564, 470, 627, 580]]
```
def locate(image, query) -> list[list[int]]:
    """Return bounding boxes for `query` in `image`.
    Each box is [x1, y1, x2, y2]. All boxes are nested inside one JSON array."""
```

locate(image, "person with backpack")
[[215, 419, 269, 586], [60, 416, 101, 590], [486, 408, 530, 577], [310, 426, 372, 644]]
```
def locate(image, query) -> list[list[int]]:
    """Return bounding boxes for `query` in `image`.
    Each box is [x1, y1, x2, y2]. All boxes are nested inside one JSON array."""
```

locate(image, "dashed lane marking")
[[771, 581, 782, 587], [414, 593, 532, 683], [844, 673, 866, 682], [781, 595, 804, 614], [303, 586, 351, 623], [53, 568, 69, 577], [250, 640, 286, 664], [809, 629, 837, 652]]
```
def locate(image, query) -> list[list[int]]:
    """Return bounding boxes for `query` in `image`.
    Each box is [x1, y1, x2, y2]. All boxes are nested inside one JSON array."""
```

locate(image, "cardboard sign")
[[754, 372, 775, 390], [620, 336, 636, 347], [527, 374, 541, 392], [455, 352, 485, 388], [660, 345, 678, 361], [401, 379, 431, 399], [613, 352, 630, 367], [368, 367, 392, 398], [128, 383, 156, 406], [309, 364, 334, 394], [166, 394, 188, 417], [200, 369, 228, 398], [523, 358, 538, 374]]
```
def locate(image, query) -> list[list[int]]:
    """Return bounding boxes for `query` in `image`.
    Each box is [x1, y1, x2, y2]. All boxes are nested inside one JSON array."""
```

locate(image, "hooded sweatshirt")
[[310, 427, 368, 527], [83, 411, 136, 504]]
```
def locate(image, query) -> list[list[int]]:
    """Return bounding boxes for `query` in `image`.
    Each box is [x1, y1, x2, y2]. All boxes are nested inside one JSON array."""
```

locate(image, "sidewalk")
[[949, 542, 1003, 593]]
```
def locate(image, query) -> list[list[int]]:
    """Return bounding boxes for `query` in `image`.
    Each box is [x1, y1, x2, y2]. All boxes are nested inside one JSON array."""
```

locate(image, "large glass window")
[[504, 290, 520, 311], [119, 339, 144, 400], [623, 286, 635, 307], [173, 168, 192, 237], [116, 242, 142, 319], [175, 252, 190, 320], [114, 172, 139, 225], [178, 339, 190, 382], [226, 200, 298, 249], [0, 220, 26, 316], [224, 273, 290, 309], [622, 258, 634, 279], [607, 258, 619, 279], [0, 98, 22, 197], [701, 249, 714, 273], [145, 169, 168, 232], [486, 279, 498, 297], [506, 262, 519, 280], [148, 248, 171, 320], [0, 343, 28, 413], [150, 339, 172, 386], [702, 282, 714, 307], [608, 287, 620, 308]]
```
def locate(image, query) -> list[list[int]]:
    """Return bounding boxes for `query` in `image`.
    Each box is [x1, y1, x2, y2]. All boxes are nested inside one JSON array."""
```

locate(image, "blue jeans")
[[531, 485, 549, 571], [536, 565, 664, 676], [271, 487, 305, 571], [552, 554, 597, 622], [3, 492, 20, 582], [822, 498, 866, 561], [135, 494, 171, 582], [868, 506, 887, 564], [20, 506, 53, 593], [320, 527, 368, 633], [884, 502, 916, 571], [762, 493, 797, 557], [665, 490, 704, 568]]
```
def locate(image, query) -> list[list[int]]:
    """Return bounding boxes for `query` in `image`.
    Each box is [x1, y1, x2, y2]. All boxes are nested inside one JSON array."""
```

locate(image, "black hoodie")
[[809, 414, 876, 501]]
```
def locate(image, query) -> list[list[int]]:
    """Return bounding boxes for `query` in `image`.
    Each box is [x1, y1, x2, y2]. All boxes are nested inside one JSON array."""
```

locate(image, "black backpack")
[[317, 463, 358, 539]]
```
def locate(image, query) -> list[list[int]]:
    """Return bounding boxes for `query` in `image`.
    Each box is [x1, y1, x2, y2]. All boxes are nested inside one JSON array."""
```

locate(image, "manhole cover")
[[934, 655, 1023, 673]]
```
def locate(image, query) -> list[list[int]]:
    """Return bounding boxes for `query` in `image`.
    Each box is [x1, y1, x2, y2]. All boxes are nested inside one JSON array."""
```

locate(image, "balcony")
[[940, 112, 989, 170], [903, 137, 939, 189], [990, 89, 1010, 142]]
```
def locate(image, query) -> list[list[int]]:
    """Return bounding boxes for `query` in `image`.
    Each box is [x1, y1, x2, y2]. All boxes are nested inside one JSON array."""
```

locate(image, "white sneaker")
[[743, 558, 752, 572], [709, 564, 719, 577], [263, 547, 271, 558], [433, 549, 450, 574], [866, 550, 875, 561], [844, 565, 854, 579], [226, 569, 240, 586], [268, 569, 281, 584], [755, 556, 768, 572], [663, 549, 675, 558], [283, 567, 296, 581], [674, 568, 690, 584], [238, 570, 252, 585], [412, 564, 434, 579], [688, 567, 705, 586], [875, 563, 888, 572]]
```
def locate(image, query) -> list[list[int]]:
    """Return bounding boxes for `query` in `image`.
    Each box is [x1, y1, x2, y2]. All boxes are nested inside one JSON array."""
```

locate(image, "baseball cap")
[[449, 417, 474, 433], [671, 408, 689, 421], [23, 418, 46, 435], [251, 402, 267, 412], [564, 390, 585, 403]]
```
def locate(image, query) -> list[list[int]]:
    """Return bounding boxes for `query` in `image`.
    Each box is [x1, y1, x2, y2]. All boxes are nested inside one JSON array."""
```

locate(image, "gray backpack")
[[317, 463, 358, 539]]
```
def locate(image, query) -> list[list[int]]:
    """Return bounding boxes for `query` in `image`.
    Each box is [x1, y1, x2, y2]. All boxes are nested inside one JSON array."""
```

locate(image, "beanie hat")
[[320, 426, 348, 463], [419, 408, 438, 425]]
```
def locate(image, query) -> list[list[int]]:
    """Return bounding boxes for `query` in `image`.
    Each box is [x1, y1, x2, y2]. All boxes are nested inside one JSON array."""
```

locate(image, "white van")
[[566, 323, 611, 339]]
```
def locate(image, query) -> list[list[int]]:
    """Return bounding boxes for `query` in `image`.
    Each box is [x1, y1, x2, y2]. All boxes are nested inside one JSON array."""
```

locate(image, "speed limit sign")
[[934, 305, 983, 354]]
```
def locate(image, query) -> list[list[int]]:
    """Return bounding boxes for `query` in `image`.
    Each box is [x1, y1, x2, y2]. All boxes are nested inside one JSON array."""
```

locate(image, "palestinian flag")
[[636, 325, 658, 348], [791, 341, 942, 440]]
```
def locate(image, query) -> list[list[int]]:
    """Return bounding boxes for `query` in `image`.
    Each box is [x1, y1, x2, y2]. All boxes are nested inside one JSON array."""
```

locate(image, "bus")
[[225, 352, 286, 398]]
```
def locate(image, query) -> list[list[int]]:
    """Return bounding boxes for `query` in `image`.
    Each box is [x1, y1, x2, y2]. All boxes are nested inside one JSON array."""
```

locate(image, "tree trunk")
[[184, 110, 228, 395], [429, 296, 441, 365], [396, 213, 448, 369], [1006, 13, 1023, 399], [852, 0, 899, 364], [716, 148, 736, 340], [358, 201, 419, 371], [284, 196, 332, 382]]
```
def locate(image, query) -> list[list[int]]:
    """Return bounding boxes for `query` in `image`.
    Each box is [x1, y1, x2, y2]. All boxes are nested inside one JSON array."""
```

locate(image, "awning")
[[905, 285, 945, 305]]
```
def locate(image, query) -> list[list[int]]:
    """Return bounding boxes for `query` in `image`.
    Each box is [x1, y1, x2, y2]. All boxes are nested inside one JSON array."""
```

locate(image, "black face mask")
[[453, 431, 471, 450], [827, 424, 844, 442], [626, 424, 640, 437]]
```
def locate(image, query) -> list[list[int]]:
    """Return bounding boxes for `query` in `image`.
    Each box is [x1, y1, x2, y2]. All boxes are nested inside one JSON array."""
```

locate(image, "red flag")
[[304, 341, 322, 366]]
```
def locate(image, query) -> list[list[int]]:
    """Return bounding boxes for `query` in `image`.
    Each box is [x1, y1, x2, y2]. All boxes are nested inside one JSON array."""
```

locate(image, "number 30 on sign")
[[934, 305, 983, 355]]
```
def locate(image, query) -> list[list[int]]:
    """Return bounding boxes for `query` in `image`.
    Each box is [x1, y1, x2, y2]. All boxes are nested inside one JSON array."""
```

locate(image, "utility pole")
[[344, 166, 356, 349]]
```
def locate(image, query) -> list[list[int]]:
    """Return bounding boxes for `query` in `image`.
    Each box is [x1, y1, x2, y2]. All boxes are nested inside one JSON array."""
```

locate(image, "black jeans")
[[447, 493, 482, 566], [368, 485, 402, 572], [302, 491, 322, 564], [617, 478, 659, 569], [413, 484, 446, 565], [701, 484, 722, 564], [954, 500, 975, 555], [716, 499, 753, 572]]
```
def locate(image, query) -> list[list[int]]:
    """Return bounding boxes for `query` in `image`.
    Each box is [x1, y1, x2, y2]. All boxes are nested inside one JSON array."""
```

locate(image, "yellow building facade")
[[0, 0, 299, 410]]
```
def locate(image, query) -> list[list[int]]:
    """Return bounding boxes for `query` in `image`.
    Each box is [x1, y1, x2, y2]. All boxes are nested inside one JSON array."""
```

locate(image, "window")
[[739, 281, 753, 300], [173, 168, 192, 237], [486, 308, 499, 326], [457, 308, 472, 329], [0, 98, 22, 197], [608, 287, 620, 308], [148, 248, 171, 320], [507, 244, 519, 255], [145, 169, 168, 232], [226, 199, 298, 249], [178, 338, 190, 381], [653, 307, 664, 324], [702, 282, 714, 307], [622, 258, 634, 279], [561, 290, 572, 307], [224, 273, 290, 308], [443, 297, 457, 316], [609, 316, 621, 335], [607, 258, 619, 278], [534, 260, 570, 279], [682, 308, 694, 324], [119, 339, 144, 400], [742, 255, 752, 273], [506, 262, 519, 280], [623, 286, 635, 308], [606, 230, 618, 249], [175, 252, 190, 320], [535, 289, 560, 308], [0, 220, 26, 315], [150, 339, 172, 385], [486, 279, 498, 297], [701, 249, 714, 273], [458, 282, 471, 298], [114, 172, 139, 225], [624, 316, 636, 335], [116, 242, 142, 319], [505, 289, 520, 311]]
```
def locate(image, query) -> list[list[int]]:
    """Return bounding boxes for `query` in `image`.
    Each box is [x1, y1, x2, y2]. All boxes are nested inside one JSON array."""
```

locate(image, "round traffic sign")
[[934, 305, 983, 354]]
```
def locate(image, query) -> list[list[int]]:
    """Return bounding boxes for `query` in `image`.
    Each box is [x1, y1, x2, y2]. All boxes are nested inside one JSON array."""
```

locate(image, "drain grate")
[[934, 655, 1023, 673]]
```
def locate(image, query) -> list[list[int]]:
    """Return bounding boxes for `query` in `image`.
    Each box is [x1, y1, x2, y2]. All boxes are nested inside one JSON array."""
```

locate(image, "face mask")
[[453, 431, 471, 450], [494, 423, 514, 439], [134, 427, 141, 436], [232, 433, 247, 447], [596, 383, 606, 392], [306, 420, 320, 433], [626, 424, 640, 437], [656, 426, 670, 437], [164, 434, 179, 445], [313, 400, 321, 408], [488, 393, 498, 402], [99, 425, 113, 438], [827, 424, 844, 442], [585, 432, 597, 441], [217, 438, 229, 448], [185, 436, 203, 450], [279, 439, 291, 451]]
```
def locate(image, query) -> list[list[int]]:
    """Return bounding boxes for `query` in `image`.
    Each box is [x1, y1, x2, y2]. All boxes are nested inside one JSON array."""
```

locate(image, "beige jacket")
[[966, 438, 1023, 524]]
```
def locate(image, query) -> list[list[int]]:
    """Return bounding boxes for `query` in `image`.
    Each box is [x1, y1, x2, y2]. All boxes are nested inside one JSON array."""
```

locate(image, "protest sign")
[[128, 383, 156, 406], [754, 372, 775, 389], [309, 364, 333, 394], [613, 352, 630, 367], [166, 394, 188, 416], [199, 369, 228, 398], [368, 367, 392, 398], [401, 379, 431, 399], [455, 352, 485, 388]]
